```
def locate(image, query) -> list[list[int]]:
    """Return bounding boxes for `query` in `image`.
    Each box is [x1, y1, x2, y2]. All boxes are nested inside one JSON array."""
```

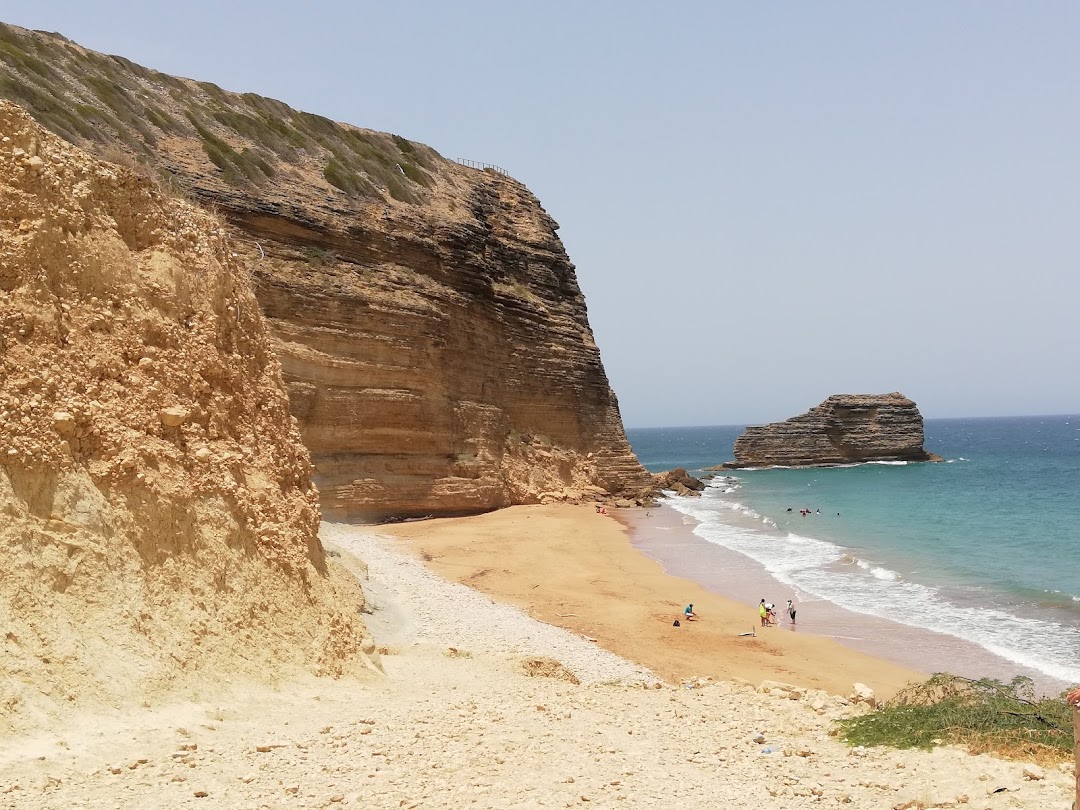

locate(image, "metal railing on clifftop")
[[456, 158, 510, 176]]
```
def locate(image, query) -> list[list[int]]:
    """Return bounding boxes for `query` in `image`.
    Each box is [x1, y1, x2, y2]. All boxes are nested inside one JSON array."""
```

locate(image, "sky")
[[4, 2, 1078, 427]]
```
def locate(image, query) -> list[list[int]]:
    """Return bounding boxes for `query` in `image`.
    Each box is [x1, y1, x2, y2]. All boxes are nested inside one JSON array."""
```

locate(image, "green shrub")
[[386, 174, 417, 203], [400, 161, 432, 187], [145, 105, 180, 133], [835, 673, 1074, 762], [197, 80, 229, 105], [0, 39, 57, 80], [324, 158, 374, 196], [108, 53, 154, 82], [85, 75, 133, 113], [0, 73, 53, 109]]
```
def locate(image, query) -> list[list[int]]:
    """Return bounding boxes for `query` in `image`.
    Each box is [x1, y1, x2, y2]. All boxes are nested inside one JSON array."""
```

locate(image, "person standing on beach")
[[759, 598, 768, 627], [787, 599, 797, 625]]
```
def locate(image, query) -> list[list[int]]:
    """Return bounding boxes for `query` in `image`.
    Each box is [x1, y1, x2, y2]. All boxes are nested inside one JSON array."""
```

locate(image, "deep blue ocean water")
[[627, 416, 1080, 685]]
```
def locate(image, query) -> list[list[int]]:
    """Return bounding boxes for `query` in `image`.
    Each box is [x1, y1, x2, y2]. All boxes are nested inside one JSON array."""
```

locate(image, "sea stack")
[[723, 392, 941, 468]]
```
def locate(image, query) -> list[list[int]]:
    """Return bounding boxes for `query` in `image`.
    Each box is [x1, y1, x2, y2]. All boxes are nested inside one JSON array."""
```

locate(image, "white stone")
[[51, 411, 76, 435], [159, 406, 189, 427], [850, 683, 877, 707]]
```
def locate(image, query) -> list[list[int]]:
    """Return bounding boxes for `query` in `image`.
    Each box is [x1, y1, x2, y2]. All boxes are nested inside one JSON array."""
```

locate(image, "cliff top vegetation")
[[0, 21, 438, 203]]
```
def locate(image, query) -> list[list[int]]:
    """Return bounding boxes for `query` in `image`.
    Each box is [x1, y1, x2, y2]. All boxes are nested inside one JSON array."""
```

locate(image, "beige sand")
[[1, 522, 1072, 810], [381, 503, 922, 698]]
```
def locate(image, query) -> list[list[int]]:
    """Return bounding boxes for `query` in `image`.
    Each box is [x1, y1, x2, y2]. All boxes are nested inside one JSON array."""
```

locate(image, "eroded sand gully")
[[0, 517, 1073, 810]]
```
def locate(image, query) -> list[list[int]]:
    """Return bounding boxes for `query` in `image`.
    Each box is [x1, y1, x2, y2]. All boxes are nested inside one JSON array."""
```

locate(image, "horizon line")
[[624, 412, 1080, 431]]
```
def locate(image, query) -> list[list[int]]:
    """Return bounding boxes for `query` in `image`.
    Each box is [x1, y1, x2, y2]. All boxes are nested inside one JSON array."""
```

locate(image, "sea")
[[626, 415, 1080, 693]]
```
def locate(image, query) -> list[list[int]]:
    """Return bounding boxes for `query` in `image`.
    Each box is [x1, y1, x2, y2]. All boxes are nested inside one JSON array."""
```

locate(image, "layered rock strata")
[[723, 393, 939, 468], [0, 23, 652, 519], [0, 104, 373, 732]]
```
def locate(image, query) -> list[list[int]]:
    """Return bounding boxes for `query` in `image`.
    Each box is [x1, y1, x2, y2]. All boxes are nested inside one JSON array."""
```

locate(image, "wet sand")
[[621, 503, 1070, 696]]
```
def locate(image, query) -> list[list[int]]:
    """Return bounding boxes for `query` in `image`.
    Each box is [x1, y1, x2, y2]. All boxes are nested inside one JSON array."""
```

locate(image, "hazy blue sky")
[[6, 2, 1078, 427]]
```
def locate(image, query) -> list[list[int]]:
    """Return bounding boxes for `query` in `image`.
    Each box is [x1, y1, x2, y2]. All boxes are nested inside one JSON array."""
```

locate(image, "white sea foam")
[[665, 482, 1080, 685], [870, 567, 899, 582]]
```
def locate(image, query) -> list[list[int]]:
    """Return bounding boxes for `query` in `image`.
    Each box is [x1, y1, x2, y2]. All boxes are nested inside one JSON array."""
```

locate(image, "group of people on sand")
[[678, 598, 799, 628], [759, 598, 796, 626]]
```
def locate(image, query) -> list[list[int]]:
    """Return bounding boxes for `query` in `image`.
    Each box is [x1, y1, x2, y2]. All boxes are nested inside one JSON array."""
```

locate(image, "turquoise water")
[[627, 416, 1080, 685]]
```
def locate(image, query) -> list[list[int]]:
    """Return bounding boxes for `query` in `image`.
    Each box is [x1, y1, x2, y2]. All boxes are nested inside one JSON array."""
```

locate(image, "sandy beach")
[[0, 511, 1074, 809], [380, 503, 923, 698]]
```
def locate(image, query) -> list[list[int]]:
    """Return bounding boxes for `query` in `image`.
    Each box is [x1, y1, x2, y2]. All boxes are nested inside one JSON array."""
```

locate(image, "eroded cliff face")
[[726, 393, 938, 468], [0, 104, 373, 732], [0, 23, 651, 518]]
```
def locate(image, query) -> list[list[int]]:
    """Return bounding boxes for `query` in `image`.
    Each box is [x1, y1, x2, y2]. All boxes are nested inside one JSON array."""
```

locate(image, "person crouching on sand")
[[683, 603, 696, 621]]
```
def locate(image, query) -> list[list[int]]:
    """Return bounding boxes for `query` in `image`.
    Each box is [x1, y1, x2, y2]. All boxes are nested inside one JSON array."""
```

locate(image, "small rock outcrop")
[[0, 104, 373, 732], [651, 467, 706, 497], [723, 393, 940, 468]]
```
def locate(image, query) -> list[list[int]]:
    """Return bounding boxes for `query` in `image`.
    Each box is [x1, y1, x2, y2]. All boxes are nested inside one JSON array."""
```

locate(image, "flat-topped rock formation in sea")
[[0, 22, 652, 520], [722, 392, 941, 468]]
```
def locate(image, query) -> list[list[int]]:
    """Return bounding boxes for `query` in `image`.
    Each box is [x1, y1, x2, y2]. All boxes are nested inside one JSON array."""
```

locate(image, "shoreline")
[[627, 498, 1071, 696], [4, 519, 1071, 809], [378, 502, 922, 698]]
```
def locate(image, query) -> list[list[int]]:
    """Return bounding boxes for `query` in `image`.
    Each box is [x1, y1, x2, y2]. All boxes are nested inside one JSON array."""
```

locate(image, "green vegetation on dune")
[[0, 21, 441, 202], [835, 673, 1074, 763]]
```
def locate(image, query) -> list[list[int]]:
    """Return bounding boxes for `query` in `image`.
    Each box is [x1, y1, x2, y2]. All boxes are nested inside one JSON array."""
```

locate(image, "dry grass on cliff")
[[0, 21, 439, 203]]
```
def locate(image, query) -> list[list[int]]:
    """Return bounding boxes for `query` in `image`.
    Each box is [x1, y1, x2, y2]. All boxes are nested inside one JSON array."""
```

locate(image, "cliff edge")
[[0, 22, 652, 519], [723, 393, 940, 468], [0, 103, 373, 733]]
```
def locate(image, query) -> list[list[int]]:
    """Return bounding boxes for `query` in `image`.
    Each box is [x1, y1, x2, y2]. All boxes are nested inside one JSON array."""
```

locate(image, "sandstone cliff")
[[724, 393, 939, 468], [0, 22, 651, 519], [0, 103, 373, 732]]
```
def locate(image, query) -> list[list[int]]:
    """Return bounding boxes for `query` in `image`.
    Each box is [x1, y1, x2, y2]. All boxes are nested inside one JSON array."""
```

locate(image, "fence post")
[[1073, 701, 1078, 810]]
